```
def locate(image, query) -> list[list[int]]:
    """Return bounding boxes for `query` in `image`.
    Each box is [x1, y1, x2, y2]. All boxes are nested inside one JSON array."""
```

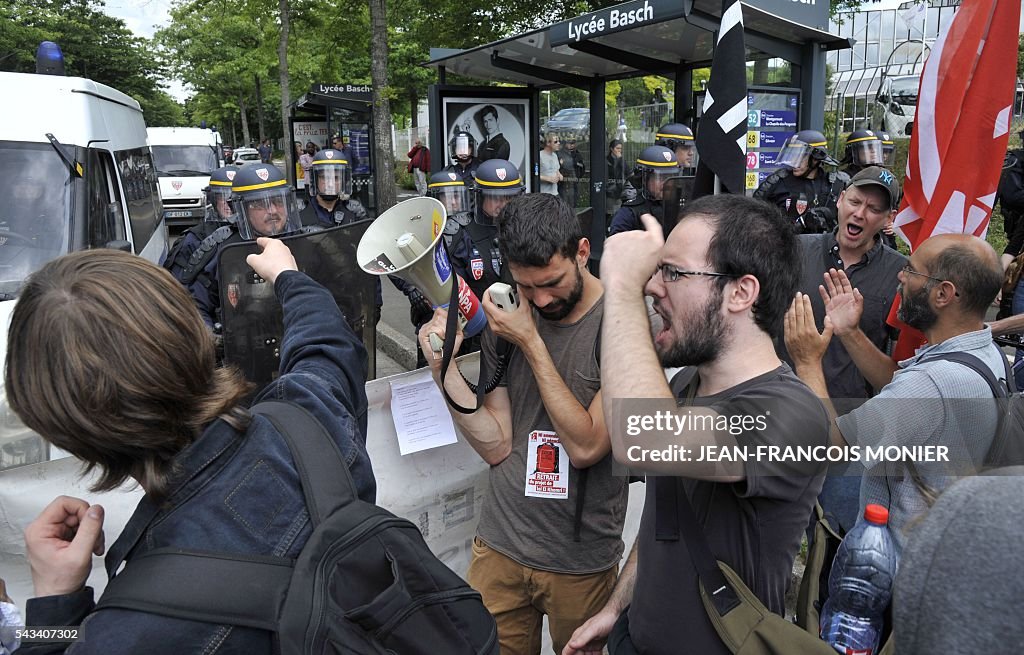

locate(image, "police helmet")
[[308, 149, 353, 202], [449, 130, 477, 163], [203, 165, 239, 223], [472, 159, 524, 226], [631, 145, 680, 202], [775, 129, 838, 173], [655, 123, 696, 167], [230, 165, 302, 240], [843, 129, 884, 167], [878, 131, 896, 168], [427, 170, 471, 215]]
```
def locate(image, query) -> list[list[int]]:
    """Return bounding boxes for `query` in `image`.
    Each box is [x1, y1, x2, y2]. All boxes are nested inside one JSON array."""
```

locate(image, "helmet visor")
[[430, 184, 470, 214], [775, 137, 812, 170], [312, 164, 352, 199], [476, 186, 523, 225], [204, 186, 235, 223], [881, 142, 896, 167], [451, 135, 473, 159], [233, 188, 301, 240], [644, 167, 681, 201], [850, 139, 884, 166]]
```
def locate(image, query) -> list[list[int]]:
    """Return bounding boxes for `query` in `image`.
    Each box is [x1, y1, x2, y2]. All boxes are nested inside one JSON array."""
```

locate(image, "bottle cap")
[[864, 504, 889, 525]]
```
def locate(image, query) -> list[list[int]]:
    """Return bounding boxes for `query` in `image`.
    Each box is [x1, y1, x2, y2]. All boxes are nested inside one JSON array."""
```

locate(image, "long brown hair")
[[5, 250, 253, 501]]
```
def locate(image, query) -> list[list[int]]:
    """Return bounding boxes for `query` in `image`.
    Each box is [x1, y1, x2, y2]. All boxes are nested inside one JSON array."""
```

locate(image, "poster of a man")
[[442, 96, 530, 191]]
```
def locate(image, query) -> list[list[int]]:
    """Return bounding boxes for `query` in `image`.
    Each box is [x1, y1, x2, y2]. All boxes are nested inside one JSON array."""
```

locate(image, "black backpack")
[[97, 400, 498, 654]]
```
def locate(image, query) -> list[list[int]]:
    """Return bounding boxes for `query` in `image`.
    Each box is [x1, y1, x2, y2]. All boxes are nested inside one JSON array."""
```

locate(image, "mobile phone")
[[488, 282, 519, 313]]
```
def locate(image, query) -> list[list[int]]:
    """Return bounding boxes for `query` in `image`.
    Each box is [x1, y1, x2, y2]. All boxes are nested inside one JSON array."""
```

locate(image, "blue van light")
[[36, 41, 66, 76]]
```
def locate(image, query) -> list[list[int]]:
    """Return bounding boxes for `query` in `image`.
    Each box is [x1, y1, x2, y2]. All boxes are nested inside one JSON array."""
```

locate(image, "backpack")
[[997, 150, 1024, 213], [96, 400, 499, 655], [920, 352, 1024, 469]]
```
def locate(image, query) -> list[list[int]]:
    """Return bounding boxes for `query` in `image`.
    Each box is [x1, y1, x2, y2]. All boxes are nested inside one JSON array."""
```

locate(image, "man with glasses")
[[567, 194, 829, 655], [785, 232, 1006, 548], [777, 166, 907, 536]]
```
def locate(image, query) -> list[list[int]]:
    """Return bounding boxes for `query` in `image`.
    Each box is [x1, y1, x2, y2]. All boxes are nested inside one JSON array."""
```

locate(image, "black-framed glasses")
[[902, 264, 959, 296], [658, 264, 738, 283]]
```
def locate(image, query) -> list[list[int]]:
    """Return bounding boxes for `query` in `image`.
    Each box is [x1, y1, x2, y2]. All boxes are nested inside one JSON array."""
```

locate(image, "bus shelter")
[[289, 84, 377, 214], [425, 0, 850, 264]]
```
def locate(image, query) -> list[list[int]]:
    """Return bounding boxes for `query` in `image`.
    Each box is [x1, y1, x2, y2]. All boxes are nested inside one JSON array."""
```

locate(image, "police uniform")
[[608, 198, 663, 236], [753, 167, 849, 233], [442, 160, 481, 184]]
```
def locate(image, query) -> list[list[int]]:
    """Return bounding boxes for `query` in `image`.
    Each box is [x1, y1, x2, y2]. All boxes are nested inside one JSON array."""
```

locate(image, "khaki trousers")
[[467, 537, 617, 655]]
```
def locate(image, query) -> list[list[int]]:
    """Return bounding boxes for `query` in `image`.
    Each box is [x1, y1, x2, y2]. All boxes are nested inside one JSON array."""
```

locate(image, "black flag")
[[692, 0, 747, 198]]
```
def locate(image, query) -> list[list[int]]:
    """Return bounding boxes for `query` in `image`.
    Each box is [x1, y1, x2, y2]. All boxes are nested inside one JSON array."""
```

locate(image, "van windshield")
[[152, 145, 218, 176], [891, 77, 919, 104], [0, 142, 73, 299]]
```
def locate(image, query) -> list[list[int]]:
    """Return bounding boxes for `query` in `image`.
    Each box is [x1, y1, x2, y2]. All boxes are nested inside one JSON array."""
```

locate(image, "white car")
[[232, 147, 261, 165]]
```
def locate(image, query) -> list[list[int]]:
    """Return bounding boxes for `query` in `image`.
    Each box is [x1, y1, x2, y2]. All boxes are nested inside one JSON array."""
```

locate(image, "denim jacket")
[[22, 271, 375, 654]]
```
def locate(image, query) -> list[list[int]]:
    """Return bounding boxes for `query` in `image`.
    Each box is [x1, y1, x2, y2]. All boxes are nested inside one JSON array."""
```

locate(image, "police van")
[[148, 126, 223, 228], [0, 43, 166, 472]]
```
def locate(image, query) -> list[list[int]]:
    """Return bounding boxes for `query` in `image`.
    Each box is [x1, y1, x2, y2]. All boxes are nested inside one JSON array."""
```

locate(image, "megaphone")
[[357, 196, 487, 337]]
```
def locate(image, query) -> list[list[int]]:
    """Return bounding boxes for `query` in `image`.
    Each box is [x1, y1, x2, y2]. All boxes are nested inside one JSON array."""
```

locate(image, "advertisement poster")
[[442, 96, 531, 191]]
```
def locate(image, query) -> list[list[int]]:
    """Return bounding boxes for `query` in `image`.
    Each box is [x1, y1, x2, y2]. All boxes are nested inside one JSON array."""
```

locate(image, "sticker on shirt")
[[525, 430, 569, 499]]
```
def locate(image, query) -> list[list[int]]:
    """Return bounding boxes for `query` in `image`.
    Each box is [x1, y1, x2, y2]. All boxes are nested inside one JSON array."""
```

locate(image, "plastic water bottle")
[[819, 504, 899, 655]]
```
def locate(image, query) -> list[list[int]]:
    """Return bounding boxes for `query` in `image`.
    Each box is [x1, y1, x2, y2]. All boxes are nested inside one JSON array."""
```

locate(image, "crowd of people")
[[3, 120, 1021, 655]]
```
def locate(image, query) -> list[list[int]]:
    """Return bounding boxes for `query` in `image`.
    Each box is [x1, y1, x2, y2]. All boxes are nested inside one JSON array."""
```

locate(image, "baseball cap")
[[849, 166, 900, 210]]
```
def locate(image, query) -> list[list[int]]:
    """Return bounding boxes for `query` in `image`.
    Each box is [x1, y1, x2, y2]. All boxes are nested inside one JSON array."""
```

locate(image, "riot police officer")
[[608, 145, 680, 236], [655, 122, 697, 170], [443, 129, 482, 183], [753, 129, 849, 234], [188, 164, 302, 328], [299, 149, 369, 227], [840, 129, 884, 177], [162, 165, 240, 283], [878, 131, 896, 168]]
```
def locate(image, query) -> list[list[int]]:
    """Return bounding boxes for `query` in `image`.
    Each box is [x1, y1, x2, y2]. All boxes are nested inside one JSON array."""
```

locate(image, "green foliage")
[[1018, 34, 1024, 80], [0, 0, 185, 126]]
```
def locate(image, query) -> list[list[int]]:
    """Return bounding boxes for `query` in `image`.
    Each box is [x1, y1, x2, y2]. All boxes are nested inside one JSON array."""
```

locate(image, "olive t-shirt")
[[628, 365, 829, 655], [475, 296, 628, 573]]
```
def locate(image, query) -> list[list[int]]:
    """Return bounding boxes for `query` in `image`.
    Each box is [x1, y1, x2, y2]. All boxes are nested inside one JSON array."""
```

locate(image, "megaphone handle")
[[428, 332, 444, 354], [439, 279, 488, 415]]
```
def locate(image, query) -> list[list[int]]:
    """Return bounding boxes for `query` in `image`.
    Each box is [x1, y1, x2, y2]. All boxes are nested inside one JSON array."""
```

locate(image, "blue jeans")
[[1012, 279, 1024, 390]]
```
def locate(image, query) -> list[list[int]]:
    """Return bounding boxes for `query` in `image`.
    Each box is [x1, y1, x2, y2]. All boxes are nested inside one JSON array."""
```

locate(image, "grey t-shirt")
[[539, 150, 560, 195], [476, 297, 628, 574], [629, 365, 829, 655]]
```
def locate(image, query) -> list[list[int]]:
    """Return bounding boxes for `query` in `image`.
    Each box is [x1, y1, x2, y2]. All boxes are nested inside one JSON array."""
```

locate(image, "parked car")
[[873, 74, 918, 138], [544, 108, 590, 140], [232, 147, 261, 166]]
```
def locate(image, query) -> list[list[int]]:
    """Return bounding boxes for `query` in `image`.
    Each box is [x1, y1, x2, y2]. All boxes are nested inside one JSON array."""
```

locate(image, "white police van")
[[148, 126, 223, 228], [0, 43, 166, 471]]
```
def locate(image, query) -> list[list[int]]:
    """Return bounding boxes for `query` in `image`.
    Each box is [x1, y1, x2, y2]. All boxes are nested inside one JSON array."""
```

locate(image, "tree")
[[370, 0, 396, 212], [1, 0, 184, 126]]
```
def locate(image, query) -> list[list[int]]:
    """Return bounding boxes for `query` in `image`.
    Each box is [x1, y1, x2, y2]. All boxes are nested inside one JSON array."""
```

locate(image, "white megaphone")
[[357, 196, 487, 339]]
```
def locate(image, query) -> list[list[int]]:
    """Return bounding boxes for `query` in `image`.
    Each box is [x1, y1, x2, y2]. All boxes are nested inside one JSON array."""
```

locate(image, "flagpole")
[[714, 175, 721, 195]]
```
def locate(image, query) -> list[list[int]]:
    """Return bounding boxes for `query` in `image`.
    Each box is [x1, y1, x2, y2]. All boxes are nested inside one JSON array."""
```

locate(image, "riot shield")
[[218, 222, 377, 388], [661, 175, 695, 234]]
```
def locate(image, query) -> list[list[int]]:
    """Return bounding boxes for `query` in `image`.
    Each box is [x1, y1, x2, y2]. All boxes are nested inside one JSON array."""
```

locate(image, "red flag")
[[889, 0, 1020, 360]]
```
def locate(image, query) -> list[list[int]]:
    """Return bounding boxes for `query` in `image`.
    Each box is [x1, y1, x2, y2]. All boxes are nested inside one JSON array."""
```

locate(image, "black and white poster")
[[442, 96, 531, 191]]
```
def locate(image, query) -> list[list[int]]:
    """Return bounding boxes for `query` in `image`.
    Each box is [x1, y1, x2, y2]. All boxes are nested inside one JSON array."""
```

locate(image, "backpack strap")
[[96, 401, 360, 629], [251, 399, 359, 525], [95, 548, 291, 631], [919, 351, 1013, 396]]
